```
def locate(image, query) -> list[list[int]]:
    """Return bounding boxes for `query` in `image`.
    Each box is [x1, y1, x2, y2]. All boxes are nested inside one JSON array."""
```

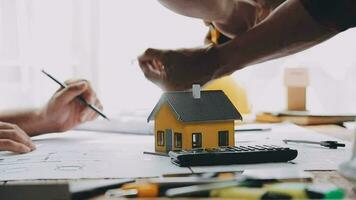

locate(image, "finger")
[[139, 61, 163, 81], [0, 139, 31, 153], [138, 48, 164, 62], [0, 121, 15, 129], [152, 59, 165, 71], [138, 60, 149, 74], [54, 81, 88, 105], [0, 122, 35, 150], [203, 20, 212, 26], [51, 79, 85, 94], [55, 79, 88, 94], [66, 79, 97, 105], [80, 84, 97, 105], [0, 130, 36, 150], [64, 79, 87, 86], [12, 126, 36, 150], [86, 110, 97, 122], [87, 100, 102, 121], [147, 62, 163, 80], [79, 107, 94, 123]]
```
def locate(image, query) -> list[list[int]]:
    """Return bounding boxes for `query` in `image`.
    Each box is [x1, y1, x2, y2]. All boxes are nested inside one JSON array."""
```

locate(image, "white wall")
[[234, 29, 356, 113]]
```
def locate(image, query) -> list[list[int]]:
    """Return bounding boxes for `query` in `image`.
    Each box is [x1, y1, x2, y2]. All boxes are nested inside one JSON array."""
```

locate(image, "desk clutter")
[[256, 111, 356, 126], [1, 170, 346, 200], [107, 171, 344, 199]]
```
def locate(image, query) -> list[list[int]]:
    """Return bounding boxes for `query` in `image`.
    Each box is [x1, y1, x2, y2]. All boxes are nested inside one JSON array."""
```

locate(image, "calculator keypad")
[[169, 145, 298, 167]]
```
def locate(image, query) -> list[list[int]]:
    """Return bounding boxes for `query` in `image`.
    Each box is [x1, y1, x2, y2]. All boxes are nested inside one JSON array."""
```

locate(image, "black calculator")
[[169, 145, 298, 167]]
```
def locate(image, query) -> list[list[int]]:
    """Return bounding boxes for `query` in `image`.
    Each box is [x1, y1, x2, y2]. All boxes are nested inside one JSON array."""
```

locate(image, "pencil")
[[41, 69, 109, 120]]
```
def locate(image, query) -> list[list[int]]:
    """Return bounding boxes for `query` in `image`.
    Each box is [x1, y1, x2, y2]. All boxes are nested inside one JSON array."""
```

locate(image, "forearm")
[[214, 0, 336, 77], [158, 0, 234, 22], [0, 109, 53, 136]]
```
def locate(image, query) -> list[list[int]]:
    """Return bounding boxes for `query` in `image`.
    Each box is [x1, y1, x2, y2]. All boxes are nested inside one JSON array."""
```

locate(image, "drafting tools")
[[105, 177, 232, 198], [70, 179, 134, 200], [169, 145, 298, 167], [211, 183, 345, 199], [283, 140, 346, 149], [41, 69, 109, 120], [165, 180, 243, 198], [166, 181, 345, 199]]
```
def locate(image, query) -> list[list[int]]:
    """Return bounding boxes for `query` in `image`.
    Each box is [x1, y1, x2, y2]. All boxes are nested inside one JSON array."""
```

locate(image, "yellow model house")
[[147, 85, 242, 153]]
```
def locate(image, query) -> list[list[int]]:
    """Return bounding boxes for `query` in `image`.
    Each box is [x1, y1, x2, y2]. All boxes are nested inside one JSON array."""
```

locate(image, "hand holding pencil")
[[0, 71, 107, 154], [40, 70, 107, 133]]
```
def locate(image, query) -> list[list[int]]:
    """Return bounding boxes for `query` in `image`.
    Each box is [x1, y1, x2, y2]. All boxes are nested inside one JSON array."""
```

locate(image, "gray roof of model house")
[[147, 90, 242, 123]]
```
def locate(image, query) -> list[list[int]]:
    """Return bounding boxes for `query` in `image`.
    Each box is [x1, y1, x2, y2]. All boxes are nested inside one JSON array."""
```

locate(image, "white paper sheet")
[[191, 123, 352, 173], [0, 131, 190, 181], [76, 109, 154, 134], [0, 123, 351, 181]]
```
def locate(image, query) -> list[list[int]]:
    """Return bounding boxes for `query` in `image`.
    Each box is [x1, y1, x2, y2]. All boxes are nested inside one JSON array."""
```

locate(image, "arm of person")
[[213, 0, 337, 77], [0, 80, 103, 153], [138, 0, 343, 91]]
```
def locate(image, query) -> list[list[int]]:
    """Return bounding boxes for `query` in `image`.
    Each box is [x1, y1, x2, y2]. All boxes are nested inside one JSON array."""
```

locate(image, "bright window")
[[157, 131, 165, 146], [192, 133, 202, 149], [174, 132, 182, 148]]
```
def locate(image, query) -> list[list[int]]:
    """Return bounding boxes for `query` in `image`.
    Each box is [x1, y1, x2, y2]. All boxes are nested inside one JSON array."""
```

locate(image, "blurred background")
[[1, 0, 356, 117]]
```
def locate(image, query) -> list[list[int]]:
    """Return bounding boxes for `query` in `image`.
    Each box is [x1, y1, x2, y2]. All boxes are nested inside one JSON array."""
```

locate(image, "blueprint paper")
[[0, 131, 189, 181], [0, 123, 352, 181]]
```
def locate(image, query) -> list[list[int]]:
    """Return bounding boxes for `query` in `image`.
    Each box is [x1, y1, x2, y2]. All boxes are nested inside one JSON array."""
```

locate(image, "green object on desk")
[[167, 180, 345, 199], [211, 187, 292, 199], [265, 183, 345, 200], [306, 184, 345, 200]]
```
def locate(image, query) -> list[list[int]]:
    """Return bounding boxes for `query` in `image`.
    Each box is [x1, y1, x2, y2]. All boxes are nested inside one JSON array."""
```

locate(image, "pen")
[[283, 140, 345, 149], [235, 128, 272, 132], [105, 176, 234, 198], [41, 70, 109, 120]]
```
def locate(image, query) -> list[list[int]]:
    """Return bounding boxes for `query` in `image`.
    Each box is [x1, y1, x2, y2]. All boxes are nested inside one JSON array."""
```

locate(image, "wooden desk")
[[2, 125, 356, 199], [304, 125, 356, 199]]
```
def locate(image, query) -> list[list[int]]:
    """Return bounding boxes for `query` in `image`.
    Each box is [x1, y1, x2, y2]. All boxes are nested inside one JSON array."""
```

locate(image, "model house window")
[[157, 131, 165, 146], [218, 131, 229, 147], [174, 132, 182, 148], [192, 133, 202, 148]]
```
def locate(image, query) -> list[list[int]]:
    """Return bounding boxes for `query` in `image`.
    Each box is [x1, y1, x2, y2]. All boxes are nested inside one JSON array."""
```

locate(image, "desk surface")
[[2, 125, 356, 199]]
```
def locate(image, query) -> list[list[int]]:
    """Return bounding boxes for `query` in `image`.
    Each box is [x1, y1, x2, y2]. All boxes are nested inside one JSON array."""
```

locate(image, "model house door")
[[165, 129, 173, 152]]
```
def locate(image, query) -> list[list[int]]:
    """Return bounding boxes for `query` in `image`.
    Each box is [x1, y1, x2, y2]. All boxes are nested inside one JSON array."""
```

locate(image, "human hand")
[[138, 45, 220, 91], [40, 79, 103, 133], [0, 122, 36, 153]]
